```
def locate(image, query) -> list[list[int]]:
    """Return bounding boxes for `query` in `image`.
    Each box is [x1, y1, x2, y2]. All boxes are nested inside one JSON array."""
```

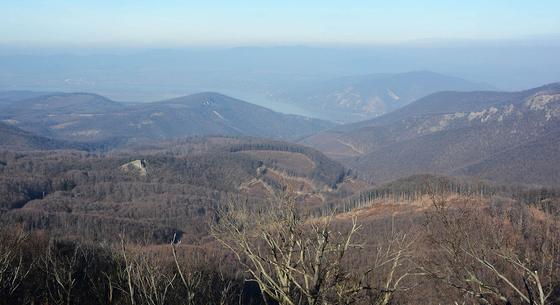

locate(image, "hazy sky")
[[2, 0, 560, 47]]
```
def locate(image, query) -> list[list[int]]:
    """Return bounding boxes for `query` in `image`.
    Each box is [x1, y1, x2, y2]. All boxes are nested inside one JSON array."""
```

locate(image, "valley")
[[301, 83, 560, 186], [2, 2, 560, 304], [1, 82, 559, 305], [270, 71, 493, 122]]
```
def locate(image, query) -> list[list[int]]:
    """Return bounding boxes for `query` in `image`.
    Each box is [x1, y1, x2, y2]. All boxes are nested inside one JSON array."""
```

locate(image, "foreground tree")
[[171, 236, 238, 305], [0, 227, 33, 304], [119, 238, 176, 305], [361, 223, 418, 305], [211, 190, 420, 305], [41, 241, 91, 305], [212, 192, 362, 305], [423, 188, 560, 305]]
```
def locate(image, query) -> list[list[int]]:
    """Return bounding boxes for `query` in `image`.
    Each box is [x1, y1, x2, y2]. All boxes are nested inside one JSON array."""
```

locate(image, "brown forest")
[[1, 137, 560, 305]]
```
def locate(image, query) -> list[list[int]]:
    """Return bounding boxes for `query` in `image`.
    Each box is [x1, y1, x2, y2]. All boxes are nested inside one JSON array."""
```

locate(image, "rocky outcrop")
[[120, 159, 147, 176]]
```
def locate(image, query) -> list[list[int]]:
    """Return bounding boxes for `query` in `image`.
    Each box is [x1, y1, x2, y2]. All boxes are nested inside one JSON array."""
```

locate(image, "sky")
[[1, 0, 560, 48]]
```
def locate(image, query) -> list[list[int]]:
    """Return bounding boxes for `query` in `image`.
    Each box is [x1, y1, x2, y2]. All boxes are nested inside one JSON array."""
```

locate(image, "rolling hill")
[[0, 136, 366, 242], [457, 128, 560, 186], [300, 82, 560, 186], [0, 91, 334, 141]]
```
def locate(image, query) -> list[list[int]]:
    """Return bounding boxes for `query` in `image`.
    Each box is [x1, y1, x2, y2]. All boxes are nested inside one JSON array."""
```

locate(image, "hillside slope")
[[0, 137, 365, 242], [0, 91, 334, 142], [456, 128, 560, 186], [301, 82, 560, 186]]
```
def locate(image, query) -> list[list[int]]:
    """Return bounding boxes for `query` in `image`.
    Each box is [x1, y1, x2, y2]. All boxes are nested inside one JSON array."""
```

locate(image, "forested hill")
[[301, 82, 560, 186], [0, 91, 334, 142], [0, 136, 362, 243]]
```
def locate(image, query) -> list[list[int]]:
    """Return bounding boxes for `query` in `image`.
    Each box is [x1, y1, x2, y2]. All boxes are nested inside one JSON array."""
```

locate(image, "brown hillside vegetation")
[[301, 83, 560, 186], [1, 169, 559, 305], [0, 137, 357, 244]]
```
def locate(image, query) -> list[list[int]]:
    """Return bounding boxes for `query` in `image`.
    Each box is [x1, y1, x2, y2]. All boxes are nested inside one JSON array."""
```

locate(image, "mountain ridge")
[[301, 82, 560, 186], [0, 91, 334, 142]]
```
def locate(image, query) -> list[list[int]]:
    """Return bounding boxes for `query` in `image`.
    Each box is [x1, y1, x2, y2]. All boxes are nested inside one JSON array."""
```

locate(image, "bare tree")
[[423, 186, 560, 305], [171, 235, 240, 305], [171, 235, 203, 305], [42, 241, 84, 305], [132, 254, 176, 305], [0, 227, 32, 303], [361, 221, 419, 305], [89, 269, 120, 305], [119, 236, 137, 305], [211, 192, 362, 305], [119, 237, 176, 305]]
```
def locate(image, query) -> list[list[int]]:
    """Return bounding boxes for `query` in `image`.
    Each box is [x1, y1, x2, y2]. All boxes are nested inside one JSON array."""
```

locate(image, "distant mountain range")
[[0, 91, 333, 142], [273, 71, 493, 122], [300, 82, 560, 186], [3, 81, 560, 188], [2, 44, 559, 104]]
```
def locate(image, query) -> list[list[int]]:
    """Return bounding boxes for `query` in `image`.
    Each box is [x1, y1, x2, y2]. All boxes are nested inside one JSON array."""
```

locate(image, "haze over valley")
[[1, 1, 560, 305], [2, 43, 559, 122]]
